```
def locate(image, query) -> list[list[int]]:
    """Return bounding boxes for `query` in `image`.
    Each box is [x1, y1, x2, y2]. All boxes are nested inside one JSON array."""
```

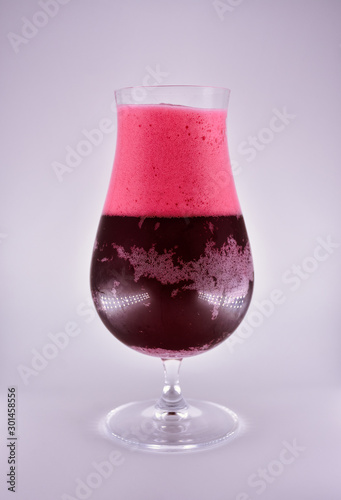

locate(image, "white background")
[[1, 0, 341, 499]]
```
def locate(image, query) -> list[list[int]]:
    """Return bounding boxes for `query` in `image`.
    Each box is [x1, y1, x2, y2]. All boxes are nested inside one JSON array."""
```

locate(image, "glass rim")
[[115, 85, 230, 109], [116, 84, 231, 92]]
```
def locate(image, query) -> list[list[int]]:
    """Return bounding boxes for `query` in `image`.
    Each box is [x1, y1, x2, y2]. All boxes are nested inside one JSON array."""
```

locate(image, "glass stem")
[[155, 358, 188, 414]]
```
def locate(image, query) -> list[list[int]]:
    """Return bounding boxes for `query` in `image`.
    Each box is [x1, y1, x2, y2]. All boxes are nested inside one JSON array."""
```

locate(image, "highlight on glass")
[[90, 85, 254, 451]]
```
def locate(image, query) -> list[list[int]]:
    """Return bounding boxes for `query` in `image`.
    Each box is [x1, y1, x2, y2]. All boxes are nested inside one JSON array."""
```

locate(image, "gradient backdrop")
[[1, 1, 341, 499]]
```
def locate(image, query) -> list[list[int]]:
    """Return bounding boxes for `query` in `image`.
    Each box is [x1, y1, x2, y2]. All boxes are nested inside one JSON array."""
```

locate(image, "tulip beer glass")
[[90, 85, 254, 451]]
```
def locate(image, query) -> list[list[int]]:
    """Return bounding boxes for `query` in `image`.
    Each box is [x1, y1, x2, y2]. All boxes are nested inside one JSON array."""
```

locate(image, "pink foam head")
[[103, 87, 241, 217]]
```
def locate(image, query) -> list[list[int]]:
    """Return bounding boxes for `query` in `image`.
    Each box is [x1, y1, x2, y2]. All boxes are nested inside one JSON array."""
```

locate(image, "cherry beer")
[[91, 103, 254, 357]]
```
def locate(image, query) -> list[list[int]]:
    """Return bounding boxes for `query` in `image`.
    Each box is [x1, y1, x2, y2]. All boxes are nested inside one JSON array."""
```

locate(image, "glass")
[[90, 85, 254, 451]]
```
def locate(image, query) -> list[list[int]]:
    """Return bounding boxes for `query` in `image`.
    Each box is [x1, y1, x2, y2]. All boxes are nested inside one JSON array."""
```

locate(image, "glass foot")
[[104, 399, 238, 451]]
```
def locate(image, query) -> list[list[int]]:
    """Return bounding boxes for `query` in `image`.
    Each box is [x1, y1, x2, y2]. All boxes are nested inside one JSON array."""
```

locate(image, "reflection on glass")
[[198, 291, 246, 309], [100, 292, 150, 310]]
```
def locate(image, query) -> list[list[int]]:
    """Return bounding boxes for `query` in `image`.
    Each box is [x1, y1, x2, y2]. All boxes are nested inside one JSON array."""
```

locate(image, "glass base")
[[104, 399, 238, 452]]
